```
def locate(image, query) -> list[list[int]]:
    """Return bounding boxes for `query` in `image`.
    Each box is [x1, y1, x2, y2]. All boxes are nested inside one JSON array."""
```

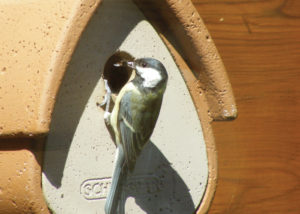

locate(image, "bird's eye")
[[141, 62, 147, 68]]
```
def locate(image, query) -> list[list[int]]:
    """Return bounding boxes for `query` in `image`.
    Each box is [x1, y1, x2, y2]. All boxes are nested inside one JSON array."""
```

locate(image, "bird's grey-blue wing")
[[118, 90, 162, 172]]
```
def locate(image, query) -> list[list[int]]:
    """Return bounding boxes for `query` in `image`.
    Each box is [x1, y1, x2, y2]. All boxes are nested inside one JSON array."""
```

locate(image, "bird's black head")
[[135, 58, 167, 78], [127, 58, 168, 89]]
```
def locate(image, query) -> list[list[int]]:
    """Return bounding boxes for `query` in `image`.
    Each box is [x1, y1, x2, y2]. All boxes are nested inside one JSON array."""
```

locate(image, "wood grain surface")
[[192, 0, 300, 213]]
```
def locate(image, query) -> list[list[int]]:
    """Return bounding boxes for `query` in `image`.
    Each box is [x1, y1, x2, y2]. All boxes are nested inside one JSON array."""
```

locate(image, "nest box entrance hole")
[[103, 51, 134, 94]]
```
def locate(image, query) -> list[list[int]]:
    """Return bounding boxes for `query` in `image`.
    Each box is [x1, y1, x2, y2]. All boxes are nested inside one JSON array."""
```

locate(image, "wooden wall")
[[192, 0, 300, 213]]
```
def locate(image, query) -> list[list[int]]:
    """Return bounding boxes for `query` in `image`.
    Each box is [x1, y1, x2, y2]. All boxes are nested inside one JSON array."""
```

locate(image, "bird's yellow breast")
[[110, 82, 140, 145]]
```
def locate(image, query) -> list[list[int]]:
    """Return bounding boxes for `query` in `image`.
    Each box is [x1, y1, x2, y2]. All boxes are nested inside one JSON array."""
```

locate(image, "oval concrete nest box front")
[[0, 0, 237, 214]]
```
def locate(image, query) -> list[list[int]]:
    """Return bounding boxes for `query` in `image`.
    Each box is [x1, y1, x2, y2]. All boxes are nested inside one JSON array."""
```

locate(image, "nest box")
[[0, 0, 236, 213]]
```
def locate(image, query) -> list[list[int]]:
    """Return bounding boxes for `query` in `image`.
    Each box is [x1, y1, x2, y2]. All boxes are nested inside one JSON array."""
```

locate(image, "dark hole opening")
[[103, 51, 134, 94]]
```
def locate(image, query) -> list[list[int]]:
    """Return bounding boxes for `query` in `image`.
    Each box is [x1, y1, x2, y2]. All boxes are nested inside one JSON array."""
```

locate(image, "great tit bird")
[[102, 57, 168, 214]]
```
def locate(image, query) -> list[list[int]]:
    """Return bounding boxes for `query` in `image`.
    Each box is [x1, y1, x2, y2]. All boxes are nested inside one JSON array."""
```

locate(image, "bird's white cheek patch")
[[137, 67, 162, 88]]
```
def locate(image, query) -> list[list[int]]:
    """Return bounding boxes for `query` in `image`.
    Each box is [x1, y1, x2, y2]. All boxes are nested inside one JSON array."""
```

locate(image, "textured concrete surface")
[[0, 1, 102, 213], [42, 1, 208, 213], [0, 0, 101, 136], [0, 138, 48, 213]]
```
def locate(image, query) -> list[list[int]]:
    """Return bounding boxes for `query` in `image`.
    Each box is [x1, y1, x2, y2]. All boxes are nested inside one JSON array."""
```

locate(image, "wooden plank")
[[192, 0, 300, 213]]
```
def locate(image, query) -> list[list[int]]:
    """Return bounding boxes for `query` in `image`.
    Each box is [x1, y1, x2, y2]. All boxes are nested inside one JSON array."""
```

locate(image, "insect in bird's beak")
[[113, 60, 135, 69], [113, 62, 123, 67]]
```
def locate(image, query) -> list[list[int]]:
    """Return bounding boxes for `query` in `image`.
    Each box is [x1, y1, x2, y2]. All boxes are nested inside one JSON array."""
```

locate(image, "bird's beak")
[[126, 61, 135, 69]]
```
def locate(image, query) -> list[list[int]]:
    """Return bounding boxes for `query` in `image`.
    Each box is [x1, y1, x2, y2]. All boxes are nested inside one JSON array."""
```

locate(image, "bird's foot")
[[97, 79, 113, 117], [100, 79, 112, 107]]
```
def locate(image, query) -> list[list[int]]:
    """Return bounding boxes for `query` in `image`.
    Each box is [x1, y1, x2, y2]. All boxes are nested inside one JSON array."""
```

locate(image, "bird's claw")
[[100, 93, 110, 107], [100, 79, 113, 115], [104, 111, 111, 121]]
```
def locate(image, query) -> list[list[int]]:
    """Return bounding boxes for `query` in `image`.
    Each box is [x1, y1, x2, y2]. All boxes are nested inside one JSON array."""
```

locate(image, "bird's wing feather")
[[118, 90, 162, 171]]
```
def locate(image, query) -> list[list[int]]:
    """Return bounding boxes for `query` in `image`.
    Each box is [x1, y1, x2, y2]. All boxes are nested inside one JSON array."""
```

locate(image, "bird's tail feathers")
[[105, 146, 126, 214]]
